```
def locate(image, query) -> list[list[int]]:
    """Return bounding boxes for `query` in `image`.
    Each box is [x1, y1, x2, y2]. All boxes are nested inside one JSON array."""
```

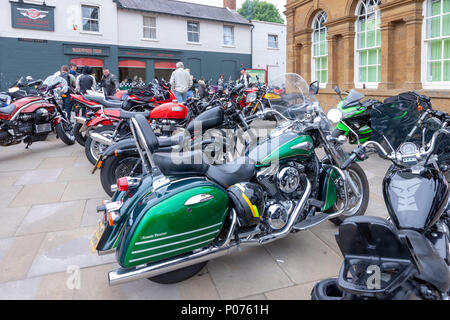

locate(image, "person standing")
[[76, 66, 97, 94], [69, 62, 78, 78], [99, 67, 119, 97], [59, 65, 75, 121], [238, 68, 251, 87], [170, 62, 192, 104], [197, 77, 207, 98], [218, 74, 225, 96]]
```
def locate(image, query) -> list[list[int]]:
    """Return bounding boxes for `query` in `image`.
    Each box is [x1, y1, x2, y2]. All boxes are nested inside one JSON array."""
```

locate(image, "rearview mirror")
[[309, 81, 319, 95], [334, 86, 341, 95]]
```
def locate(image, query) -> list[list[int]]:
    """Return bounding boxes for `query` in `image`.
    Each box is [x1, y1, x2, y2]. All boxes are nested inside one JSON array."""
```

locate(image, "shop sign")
[[11, 1, 55, 31], [247, 69, 267, 84], [63, 45, 109, 56]]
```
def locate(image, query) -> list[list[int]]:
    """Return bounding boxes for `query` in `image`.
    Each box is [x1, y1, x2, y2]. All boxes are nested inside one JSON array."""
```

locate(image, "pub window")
[[424, 0, 450, 84], [311, 11, 328, 85], [143, 16, 157, 39], [81, 5, 100, 32], [355, 0, 381, 85], [223, 25, 235, 45], [187, 21, 200, 43], [268, 34, 279, 48]]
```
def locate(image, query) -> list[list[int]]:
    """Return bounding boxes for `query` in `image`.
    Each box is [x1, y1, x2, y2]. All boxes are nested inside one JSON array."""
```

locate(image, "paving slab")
[[38, 157, 77, 170], [81, 198, 106, 227], [263, 231, 341, 285], [35, 271, 76, 300], [207, 245, 293, 300], [0, 206, 30, 238], [57, 167, 100, 182], [14, 168, 63, 185], [16, 201, 85, 236], [27, 227, 115, 278], [0, 171, 26, 187], [178, 269, 220, 300], [60, 179, 109, 202], [264, 281, 317, 300], [0, 234, 45, 283], [0, 277, 42, 300], [1, 185, 23, 208], [8, 182, 66, 208]]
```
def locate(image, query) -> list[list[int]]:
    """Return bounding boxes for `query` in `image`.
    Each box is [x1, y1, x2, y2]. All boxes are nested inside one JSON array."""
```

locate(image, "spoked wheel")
[[327, 163, 369, 226], [55, 121, 75, 145], [100, 154, 142, 197], [85, 126, 115, 165], [148, 261, 208, 284]]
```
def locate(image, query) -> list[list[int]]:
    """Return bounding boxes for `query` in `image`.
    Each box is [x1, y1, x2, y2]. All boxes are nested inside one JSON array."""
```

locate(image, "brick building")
[[285, 0, 450, 111]]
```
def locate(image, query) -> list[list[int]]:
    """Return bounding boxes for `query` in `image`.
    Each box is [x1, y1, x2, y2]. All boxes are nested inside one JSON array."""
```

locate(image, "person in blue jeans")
[[170, 62, 192, 104]]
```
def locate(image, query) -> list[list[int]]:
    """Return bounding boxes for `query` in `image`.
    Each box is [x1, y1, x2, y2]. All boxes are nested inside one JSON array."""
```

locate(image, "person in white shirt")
[[238, 68, 252, 88], [170, 62, 192, 103]]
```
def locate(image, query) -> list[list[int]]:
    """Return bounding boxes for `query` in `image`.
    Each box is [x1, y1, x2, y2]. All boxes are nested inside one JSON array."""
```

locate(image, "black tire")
[[55, 122, 75, 145], [148, 261, 208, 284], [73, 122, 87, 147], [84, 126, 116, 165], [311, 278, 344, 300], [328, 163, 370, 226], [100, 154, 141, 197]]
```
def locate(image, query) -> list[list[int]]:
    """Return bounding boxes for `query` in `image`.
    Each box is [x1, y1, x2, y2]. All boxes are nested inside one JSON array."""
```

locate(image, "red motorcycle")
[[83, 99, 195, 165], [0, 75, 75, 148], [71, 81, 176, 147]]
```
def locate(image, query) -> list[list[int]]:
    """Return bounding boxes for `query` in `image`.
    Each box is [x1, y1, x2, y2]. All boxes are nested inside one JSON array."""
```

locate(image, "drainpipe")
[[250, 23, 254, 69]]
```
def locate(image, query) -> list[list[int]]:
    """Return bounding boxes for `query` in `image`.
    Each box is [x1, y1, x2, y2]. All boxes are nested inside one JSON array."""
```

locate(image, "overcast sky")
[[181, 0, 287, 17]]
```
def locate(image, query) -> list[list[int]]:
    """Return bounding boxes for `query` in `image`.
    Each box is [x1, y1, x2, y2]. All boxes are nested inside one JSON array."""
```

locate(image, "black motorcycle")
[[312, 103, 450, 300]]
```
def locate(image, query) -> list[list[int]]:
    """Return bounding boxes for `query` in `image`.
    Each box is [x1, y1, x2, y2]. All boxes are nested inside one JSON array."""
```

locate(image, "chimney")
[[223, 0, 236, 10]]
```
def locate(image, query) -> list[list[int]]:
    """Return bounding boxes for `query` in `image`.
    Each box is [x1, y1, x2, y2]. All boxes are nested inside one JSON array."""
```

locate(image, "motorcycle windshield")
[[266, 73, 318, 121], [370, 99, 422, 150], [342, 89, 364, 107], [43, 75, 68, 94]]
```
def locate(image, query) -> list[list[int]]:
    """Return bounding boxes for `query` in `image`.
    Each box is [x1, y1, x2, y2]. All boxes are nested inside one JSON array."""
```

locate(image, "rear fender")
[[87, 117, 115, 128], [102, 138, 137, 158]]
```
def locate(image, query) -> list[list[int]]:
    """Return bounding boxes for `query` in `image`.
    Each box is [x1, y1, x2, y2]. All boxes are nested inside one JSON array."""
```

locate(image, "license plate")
[[90, 221, 106, 253]]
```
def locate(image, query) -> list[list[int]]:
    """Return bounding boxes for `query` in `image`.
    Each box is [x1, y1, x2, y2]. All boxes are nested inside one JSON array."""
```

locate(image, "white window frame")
[[187, 21, 200, 43], [81, 4, 101, 34], [421, 0, 450, 89], [354, 0, 382, 89], [223, 25, 235, 46], [268, 34, 279, 49], [311, 11, 328, 88], [143, 16, 157, 40]]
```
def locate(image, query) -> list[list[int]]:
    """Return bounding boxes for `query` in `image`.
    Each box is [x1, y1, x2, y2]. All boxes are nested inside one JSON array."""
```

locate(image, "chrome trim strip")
[[129, 238, 215, 263], [10, 100, 47, 121], [132, 229, 220, 254], [136, 222, 223, 245]]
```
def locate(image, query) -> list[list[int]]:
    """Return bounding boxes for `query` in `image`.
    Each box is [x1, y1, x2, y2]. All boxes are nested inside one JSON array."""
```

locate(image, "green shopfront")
[[0, 37, 251, 91]]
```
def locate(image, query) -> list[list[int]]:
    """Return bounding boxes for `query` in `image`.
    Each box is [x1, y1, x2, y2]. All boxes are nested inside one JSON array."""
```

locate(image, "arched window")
[[312, 11, 328, 85], [423, 0, 450, 86], [355, 0, 381, 85]]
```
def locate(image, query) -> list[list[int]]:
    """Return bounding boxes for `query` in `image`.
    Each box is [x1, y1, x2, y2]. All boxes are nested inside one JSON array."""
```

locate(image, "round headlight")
[[327, 108, 343, 124]]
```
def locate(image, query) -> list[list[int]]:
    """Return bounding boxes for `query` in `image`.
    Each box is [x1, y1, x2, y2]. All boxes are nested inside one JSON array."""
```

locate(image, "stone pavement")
[[0, 135, 390, 300]]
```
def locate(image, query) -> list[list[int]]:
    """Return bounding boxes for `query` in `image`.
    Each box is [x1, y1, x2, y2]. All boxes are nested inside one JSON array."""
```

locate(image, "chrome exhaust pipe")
[[74, 116, 87, 125], [90, 133, 113, 146], [108, 180, 312, 286]]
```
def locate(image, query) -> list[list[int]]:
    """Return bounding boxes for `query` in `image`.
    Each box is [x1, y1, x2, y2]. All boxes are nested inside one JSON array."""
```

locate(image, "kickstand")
[[25, 142, 31, 149]]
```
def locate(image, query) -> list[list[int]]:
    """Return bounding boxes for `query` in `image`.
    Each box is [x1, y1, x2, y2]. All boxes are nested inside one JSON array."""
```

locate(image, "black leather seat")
[[153, 151, 209, 176], [206, 158, 256, 188], [84, 95, 124, 108], [120, 110, 150, 120], [0, 103, 16, 115], [400, 229, 450, 293]]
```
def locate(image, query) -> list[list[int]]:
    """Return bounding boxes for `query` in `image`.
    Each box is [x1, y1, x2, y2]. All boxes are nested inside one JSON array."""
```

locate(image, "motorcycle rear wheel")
[[148, 261, 208, 284], [100, 154, 141, 197]]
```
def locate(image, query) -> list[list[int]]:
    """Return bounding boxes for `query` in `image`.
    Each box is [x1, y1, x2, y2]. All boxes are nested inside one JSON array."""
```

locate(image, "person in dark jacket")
[[76, 66, 96, 94], [100, 67, 119, 97]]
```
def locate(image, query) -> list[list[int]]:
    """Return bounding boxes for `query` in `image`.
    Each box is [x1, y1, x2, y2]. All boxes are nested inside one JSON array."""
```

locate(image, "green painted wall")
[[0, 37, 251, 90]]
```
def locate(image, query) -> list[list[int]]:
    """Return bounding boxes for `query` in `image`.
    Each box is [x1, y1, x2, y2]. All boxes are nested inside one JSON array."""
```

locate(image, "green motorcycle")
[[331, 86, 381, 144], [90, 73, 370, 286]]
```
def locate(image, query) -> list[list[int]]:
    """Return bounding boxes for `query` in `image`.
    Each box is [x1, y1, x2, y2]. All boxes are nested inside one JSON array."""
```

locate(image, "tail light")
[[117, 177, 129, 192], [111, 177, 142, 193]]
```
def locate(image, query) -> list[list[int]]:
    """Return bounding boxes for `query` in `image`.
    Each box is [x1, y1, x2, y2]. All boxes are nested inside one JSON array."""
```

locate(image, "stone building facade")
[[285, 0, 450, 111]]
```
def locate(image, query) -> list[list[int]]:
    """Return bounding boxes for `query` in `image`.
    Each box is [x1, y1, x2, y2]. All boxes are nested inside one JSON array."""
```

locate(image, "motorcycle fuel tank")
[[150, 102, 188, 120], [116, 177, 229, 268], [383, 169, 449, 230], [248, 131, 314, 166]]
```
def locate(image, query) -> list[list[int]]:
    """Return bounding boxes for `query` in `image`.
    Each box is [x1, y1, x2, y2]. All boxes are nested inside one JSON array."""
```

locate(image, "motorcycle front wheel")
[[84, 126, 116, 165], [55, 121, 75, 145], [327, 163, 369, 226], [73, 122, 88, 146]]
